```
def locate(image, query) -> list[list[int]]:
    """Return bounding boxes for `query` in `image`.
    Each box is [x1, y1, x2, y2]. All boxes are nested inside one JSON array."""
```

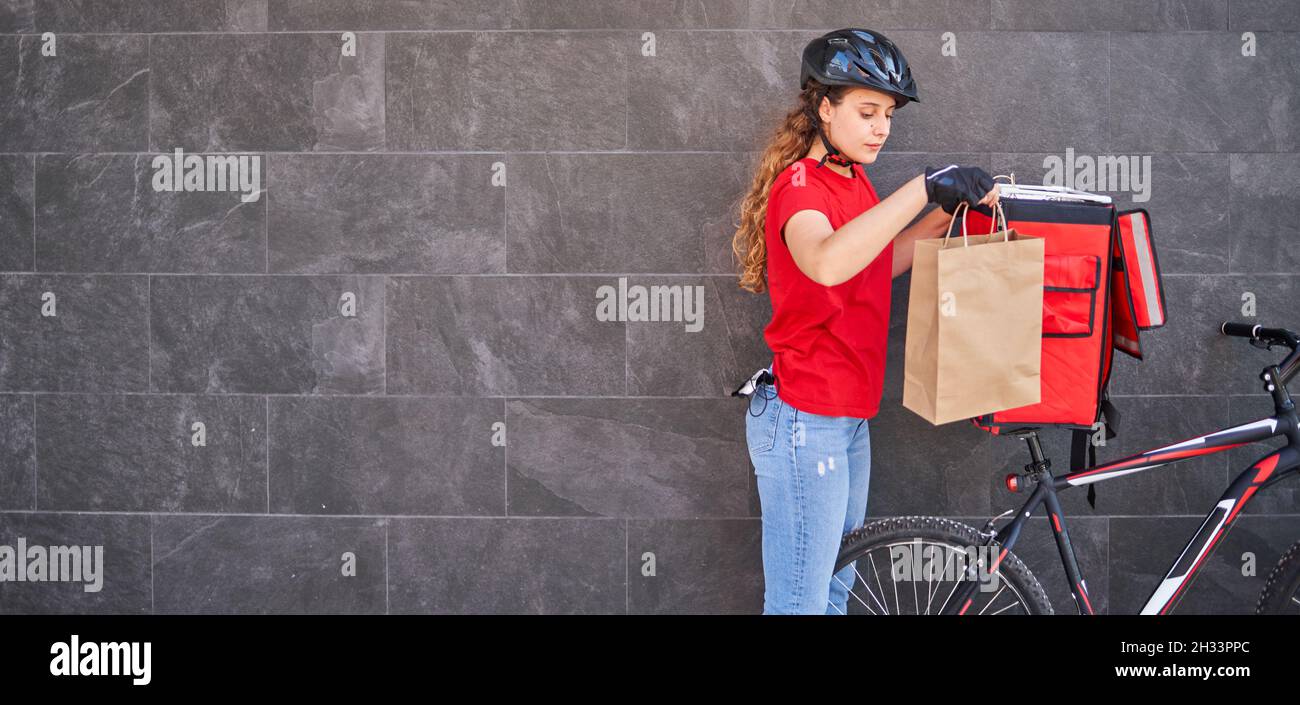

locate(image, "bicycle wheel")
[[1255, 539, 1300, 614], [833, 515, 1054, 615]]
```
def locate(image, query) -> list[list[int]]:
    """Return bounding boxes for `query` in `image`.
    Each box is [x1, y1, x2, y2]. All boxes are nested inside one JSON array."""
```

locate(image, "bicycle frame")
[[942, 396, 1300, 616]]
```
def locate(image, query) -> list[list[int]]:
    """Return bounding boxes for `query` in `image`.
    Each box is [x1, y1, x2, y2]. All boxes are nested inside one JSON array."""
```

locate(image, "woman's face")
[[818, 86, 895, 164]]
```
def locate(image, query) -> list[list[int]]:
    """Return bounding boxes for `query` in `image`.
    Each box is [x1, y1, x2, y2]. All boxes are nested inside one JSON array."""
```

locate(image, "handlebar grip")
[[1221, 322, 1260, 338]]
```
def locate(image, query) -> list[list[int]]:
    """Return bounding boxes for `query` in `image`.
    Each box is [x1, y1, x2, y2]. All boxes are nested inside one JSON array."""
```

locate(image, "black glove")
[[925, 164, 995, 216]]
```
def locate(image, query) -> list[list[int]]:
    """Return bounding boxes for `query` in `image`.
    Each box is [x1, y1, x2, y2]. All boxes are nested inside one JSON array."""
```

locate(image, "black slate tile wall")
[[0, 0, 1297, 614]]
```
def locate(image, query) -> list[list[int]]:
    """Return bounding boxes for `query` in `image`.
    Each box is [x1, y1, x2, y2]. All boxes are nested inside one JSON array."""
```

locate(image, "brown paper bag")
[[903, 201, 1045, 425]]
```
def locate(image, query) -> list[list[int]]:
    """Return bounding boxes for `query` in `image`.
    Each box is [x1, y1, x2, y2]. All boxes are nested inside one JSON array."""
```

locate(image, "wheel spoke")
[[906, 550, 919, 615], [976, 583, 1010, 615], [826, 590, 846, 615], [835, 534, 1037, 615], [836, 556, 888, 615], [924, 548, 957, 615], [888, 554, 900, 615], [849, 564, 878, 613], [935, 570, 963, 615], [864, 552, 891, 615], [831, 571, 877, 615], [985, 598, 1019, 615]]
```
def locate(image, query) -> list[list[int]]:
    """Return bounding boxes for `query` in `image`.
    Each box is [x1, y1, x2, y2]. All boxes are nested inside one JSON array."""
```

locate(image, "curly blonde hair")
[[731, 80, 854, 294]]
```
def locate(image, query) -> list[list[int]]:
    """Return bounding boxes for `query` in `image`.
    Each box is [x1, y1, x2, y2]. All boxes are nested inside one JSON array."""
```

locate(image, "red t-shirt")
[[763, 157, 892, 419]]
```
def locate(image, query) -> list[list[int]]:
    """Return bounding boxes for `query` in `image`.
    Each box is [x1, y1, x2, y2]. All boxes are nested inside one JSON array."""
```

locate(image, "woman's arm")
[[784, 175, 999, 287], [890, 206, 952, 279], [784, 174, 928, 287]]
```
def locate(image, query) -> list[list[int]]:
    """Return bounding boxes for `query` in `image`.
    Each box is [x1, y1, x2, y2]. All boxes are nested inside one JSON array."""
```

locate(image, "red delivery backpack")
[[961, 183, 1167, 507]]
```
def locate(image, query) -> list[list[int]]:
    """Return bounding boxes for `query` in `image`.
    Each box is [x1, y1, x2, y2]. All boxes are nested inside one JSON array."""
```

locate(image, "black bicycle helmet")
[[800, 28, 919, 171]]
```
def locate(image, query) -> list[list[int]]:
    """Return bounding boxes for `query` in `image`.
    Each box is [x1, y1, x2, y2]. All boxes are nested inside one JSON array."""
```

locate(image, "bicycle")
[[833, 321, 1300, 615]]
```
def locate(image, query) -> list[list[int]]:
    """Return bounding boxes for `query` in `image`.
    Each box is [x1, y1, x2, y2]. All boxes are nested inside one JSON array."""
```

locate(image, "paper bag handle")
[[940, 201, 970, 247], [940, 199, 1010, 247], [990, 200, 1009, 240]]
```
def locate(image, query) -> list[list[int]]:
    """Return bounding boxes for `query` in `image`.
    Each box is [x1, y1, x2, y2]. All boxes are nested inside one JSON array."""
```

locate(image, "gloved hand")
[[925, 164, 996, 216]]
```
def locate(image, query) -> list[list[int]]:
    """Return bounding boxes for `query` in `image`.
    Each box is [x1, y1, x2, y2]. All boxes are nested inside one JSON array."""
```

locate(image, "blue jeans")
[[744, 381, 872, 615]]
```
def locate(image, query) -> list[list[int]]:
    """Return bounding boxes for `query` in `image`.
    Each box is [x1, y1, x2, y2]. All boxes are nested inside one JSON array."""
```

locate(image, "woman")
[[731, 28, 1001, 615]]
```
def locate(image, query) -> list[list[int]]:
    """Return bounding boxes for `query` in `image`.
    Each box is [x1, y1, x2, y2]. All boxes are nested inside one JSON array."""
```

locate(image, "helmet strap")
[[813, 123, 858, 172], [808, 87, 858, 175]]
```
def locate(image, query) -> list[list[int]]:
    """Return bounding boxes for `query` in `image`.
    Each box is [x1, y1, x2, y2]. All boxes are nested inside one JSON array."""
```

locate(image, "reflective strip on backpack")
[[1131, 214, 1163, 326]]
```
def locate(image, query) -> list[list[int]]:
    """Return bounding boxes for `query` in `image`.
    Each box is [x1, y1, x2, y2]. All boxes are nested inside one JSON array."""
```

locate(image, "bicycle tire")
[[833, 515, 1055, 615], [1255, 539, 1300, 614]]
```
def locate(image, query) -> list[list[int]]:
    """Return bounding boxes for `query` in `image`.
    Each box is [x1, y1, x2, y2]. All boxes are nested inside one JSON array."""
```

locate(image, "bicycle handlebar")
[[1221, 321, 1300, 384], [1221, 321, 1300, 348]]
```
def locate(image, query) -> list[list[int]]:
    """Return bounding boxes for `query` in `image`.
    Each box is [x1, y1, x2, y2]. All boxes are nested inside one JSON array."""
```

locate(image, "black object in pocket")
[[745, 385, 783, 454]]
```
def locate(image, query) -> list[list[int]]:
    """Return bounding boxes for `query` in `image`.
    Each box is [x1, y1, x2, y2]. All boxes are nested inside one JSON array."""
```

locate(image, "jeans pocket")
[[745, 385, 783, 456]]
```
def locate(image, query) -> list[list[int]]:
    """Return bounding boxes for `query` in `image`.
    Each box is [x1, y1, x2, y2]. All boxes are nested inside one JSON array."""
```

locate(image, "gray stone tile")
[[152, 33, 387, 152], [385, 276, 626, 395], [264, 0, 984, 31], [35, 393, 266, 512], [268, 0, 507, 30], [306, 35, 387, 152], [152, 514, 386, 614], [863, 402, 996, 517], [627, 31, 803, 152], [0, 274, 149, 392], [0, 35, 149, 152], [269, 395, 504, 515], [36, 154, 265, 273], [627, 518, 762, 614], [0, 155, 34, 273], [505, 398, 751, 518], [387, 517, 625, 613], [624, 276, 771, 397], [992, 0, 1227, 30], [506, 153, 750, 274], [0, 394, 35, 511], [1111, 31, 1300, 152], [0, 0, 35, 33], [750, 0, 992, 29], [32, 0, 228, 32], [149, 275, 385, 394], [225, 0, 269, 31], [869, 31, 1110, 153], [1229, 153, 1300, 274], [386, 31, 628, 151], [1229, 0, 1300, 30], [269, 153, 503, 274], [0, 512, 151, 614], [513, 0, 748, 28]]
